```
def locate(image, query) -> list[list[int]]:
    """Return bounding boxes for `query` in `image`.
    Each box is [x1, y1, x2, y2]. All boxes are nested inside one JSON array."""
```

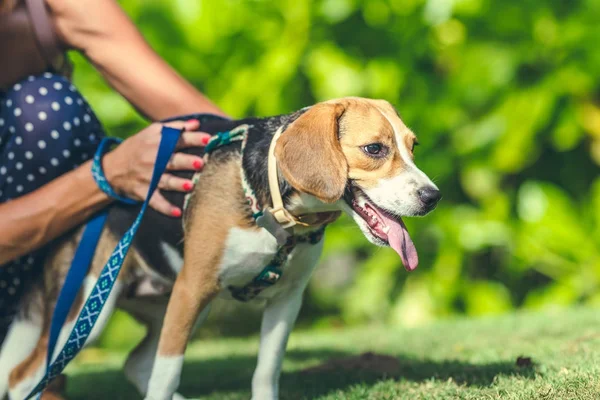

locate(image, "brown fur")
[[157, 155, 249, 356], [9, 339, 66, 399], [41, 374, 67, 400], [373, 99, 418, 159], [276, 103, 348, 203], [323, 98, 418, 189]]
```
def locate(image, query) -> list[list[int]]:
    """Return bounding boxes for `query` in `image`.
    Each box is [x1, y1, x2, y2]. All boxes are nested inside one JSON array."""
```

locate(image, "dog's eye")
[[363, 143, 387, 158]]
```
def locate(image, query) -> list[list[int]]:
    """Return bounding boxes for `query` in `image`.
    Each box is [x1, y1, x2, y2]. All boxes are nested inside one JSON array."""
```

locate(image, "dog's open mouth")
[[345, 188, 418, 271]]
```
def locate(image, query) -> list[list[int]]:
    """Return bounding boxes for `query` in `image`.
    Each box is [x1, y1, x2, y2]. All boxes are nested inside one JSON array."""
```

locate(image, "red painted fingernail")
[[202, 136, 210, 145], [171, 209, 182, 218], [183, 181, 193, 191], [193, 159, 203, 170]]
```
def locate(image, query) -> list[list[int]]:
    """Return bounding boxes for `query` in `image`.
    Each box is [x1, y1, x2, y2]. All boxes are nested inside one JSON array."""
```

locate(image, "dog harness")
[[184, 123, 328, 302]]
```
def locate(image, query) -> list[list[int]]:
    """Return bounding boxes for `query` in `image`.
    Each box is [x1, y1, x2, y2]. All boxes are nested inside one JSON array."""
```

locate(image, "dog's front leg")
[[252, 243, 323, 400], [144, 272, 219, 400], [144, 222, 224, 400], [252, 288, 304, 400]]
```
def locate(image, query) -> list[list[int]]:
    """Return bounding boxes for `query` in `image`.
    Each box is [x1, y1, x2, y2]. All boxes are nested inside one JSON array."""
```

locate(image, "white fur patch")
[[218, 227, 279, 288], [6, 276, 122, 399], [122, 298, 211, 398], [0, 317, 42, 397], [145, 355, 185, 400], [160, 241, 184, 274]]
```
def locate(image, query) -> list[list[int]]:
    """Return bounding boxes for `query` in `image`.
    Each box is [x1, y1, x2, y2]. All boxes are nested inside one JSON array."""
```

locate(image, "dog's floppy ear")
[[275, 103, 347, 203]]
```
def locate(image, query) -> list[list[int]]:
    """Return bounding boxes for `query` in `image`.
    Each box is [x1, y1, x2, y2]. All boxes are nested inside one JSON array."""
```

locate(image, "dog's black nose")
[[417, 187, 441, 207]]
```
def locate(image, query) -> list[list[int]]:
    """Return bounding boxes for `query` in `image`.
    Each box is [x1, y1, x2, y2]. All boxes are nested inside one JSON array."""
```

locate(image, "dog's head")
[[276, 97, 440, 271]]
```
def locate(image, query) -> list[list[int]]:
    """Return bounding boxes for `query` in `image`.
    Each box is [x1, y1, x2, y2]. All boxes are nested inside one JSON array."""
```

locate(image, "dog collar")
[[266, 127, 297, 227]]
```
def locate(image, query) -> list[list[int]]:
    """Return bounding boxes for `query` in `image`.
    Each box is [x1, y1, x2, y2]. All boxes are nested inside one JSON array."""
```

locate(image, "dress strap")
[[24, 0, 66, 72]]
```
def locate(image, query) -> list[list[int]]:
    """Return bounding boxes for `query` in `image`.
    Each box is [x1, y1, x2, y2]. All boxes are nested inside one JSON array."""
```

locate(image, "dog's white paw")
[[143, 393, 188, 400], [251, 388, 278, 400], [251, 396, 278, 400]]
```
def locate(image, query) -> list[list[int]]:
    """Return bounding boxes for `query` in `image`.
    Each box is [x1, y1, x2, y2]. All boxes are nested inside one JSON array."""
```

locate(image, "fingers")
[[167, 153, 204, 171], [149, 191, 182, 218], [137, 118, 205, 218], [163, 119, 211, 150], [183, 119, 200, 131], [146, 173, 193, 217], [150, 174, 193, 217], [158, 173, 194, 193], [176, 131, 211, 149], [164, 119, 200, 132]]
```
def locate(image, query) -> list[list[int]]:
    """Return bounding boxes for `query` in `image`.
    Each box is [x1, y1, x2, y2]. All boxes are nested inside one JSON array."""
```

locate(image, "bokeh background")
[[70, 0, 600, 346]]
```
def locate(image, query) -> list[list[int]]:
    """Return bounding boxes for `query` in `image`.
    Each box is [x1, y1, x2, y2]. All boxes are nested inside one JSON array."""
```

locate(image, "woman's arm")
[[0, 158, 111, 265], [0, 121, 207, 265], [45, 0, 226, 121]]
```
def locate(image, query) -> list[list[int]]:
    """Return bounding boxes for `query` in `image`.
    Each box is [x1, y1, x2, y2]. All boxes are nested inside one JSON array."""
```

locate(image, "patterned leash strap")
[[43, 136, 128, 392], [27, 126, 182, 399]]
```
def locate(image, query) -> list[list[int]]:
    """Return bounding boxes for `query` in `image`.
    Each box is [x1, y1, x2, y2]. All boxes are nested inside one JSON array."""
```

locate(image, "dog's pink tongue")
[[381, 215, 418, 271]]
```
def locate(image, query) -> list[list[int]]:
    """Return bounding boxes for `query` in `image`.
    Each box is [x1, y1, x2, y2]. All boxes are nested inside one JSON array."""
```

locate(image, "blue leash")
[[45, 136, 139, 376], [27, 126, 182, 399]]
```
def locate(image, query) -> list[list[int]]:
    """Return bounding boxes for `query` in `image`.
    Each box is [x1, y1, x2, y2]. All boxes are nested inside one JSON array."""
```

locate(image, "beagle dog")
[[0, 97, 440, 400]]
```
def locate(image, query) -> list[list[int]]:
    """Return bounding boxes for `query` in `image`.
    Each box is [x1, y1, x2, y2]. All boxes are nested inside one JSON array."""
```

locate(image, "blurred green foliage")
[[73, 0, 600, 331]]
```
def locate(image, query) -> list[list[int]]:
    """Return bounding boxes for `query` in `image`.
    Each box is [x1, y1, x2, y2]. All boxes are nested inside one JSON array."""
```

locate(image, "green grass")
[[66, 307, 600, 399]]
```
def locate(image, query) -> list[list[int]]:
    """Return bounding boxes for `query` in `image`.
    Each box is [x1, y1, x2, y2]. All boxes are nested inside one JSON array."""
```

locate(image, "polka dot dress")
[[0, 73, 105, 343]]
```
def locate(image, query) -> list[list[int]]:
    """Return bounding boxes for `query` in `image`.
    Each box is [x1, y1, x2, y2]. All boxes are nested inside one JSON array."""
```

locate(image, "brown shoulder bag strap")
[[24, 0, 67, 72]]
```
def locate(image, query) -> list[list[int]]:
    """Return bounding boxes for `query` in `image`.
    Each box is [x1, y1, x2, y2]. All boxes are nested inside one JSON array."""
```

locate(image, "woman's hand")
[[103, 120, 209, 217], [0, 119, 209, 264]]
